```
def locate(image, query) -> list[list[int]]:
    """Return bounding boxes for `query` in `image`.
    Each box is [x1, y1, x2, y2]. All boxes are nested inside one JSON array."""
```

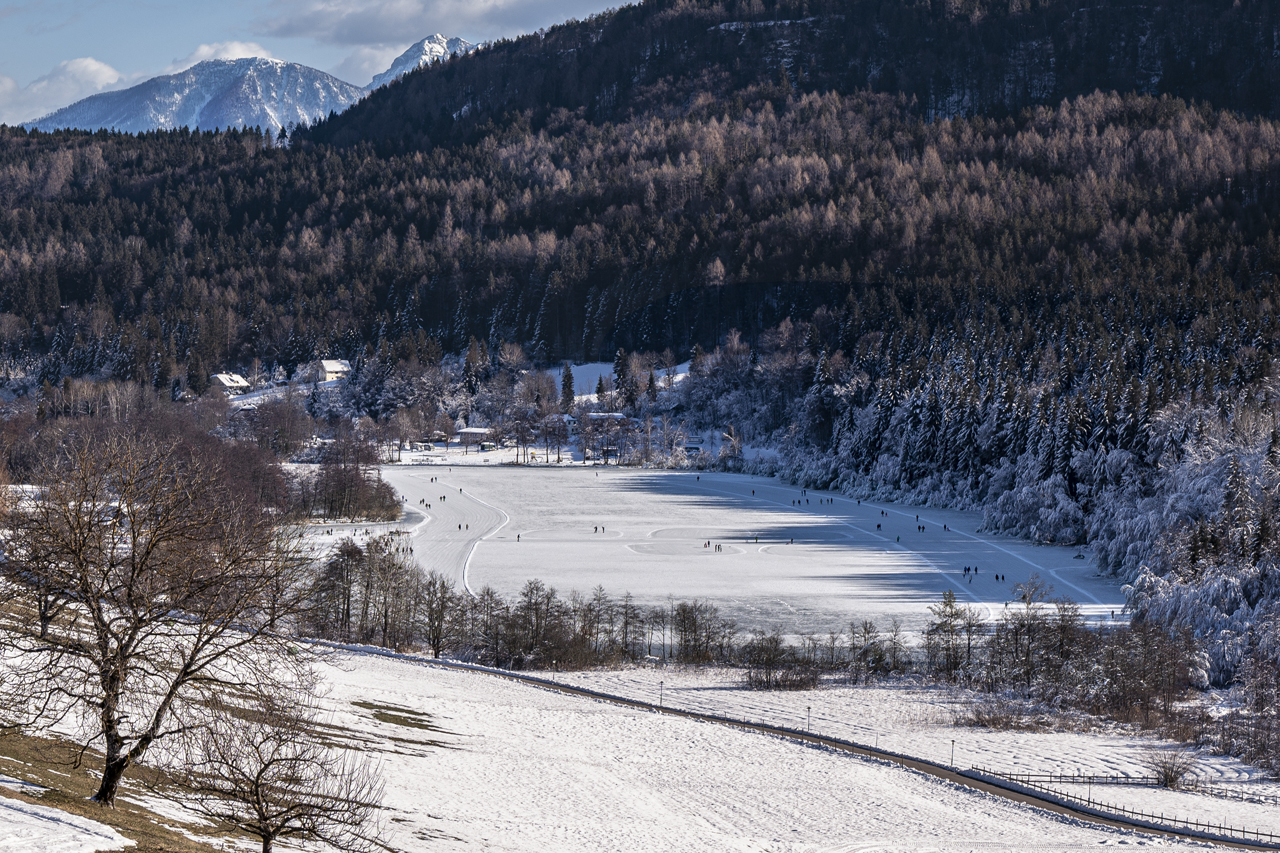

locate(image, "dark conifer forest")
[[2, 0, 1280, 691]]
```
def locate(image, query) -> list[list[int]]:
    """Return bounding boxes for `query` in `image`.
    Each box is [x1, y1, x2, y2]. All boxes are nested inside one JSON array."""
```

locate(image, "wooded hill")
[[304, 0, 1280, 151], [3, 0, 1280, 379], [3, 87, 1280, 378]]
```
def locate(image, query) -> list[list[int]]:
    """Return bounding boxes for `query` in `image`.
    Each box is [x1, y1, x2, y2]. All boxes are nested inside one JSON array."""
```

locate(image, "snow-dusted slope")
[[0, 796, 130, 852], [370, 35, 475, 89], [27, 58, 366, 134]]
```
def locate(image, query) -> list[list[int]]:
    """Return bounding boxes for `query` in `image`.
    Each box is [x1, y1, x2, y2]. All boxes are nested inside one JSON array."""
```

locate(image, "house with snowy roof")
[[301, 359, 352, 382], [210, 372, 250, 394]]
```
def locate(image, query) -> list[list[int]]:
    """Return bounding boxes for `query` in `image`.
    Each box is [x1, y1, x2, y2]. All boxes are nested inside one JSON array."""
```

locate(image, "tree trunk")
[[92, 755, 130, 805]]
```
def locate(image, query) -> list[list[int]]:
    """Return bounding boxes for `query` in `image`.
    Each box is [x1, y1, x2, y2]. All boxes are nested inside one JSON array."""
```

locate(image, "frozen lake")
[[380, 466, 1126, 633]]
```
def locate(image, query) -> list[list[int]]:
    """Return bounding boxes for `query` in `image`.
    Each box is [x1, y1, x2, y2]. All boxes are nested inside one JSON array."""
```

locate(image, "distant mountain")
[[27, 58, 366, 134], [370, 35, 475, 89]]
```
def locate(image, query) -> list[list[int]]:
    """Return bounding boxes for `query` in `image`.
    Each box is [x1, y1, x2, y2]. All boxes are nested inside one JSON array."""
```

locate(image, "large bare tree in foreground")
[[0, 429, 309, 805]]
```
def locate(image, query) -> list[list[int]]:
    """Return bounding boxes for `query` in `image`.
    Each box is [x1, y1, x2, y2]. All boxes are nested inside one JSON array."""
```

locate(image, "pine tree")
[[561, 363, 576, 413]]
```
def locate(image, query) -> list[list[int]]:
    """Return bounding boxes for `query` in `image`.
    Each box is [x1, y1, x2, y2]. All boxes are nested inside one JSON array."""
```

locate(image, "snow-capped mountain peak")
[[27, 57, 366, 134], [370, 35, 475, 89]]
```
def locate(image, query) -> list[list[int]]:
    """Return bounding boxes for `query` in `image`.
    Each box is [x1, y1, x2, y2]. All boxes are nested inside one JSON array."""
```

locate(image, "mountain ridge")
[[26, 57, 368, 134], [370, 35, 476, 90]]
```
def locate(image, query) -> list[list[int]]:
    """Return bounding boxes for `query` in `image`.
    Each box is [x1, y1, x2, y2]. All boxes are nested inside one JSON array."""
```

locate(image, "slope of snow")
[[370, 35, 476, 89], [27, 58, 366, 134], [317, 651, 1218, 852], [0, 796, 131, 852], [532, 665, 1280, 836]]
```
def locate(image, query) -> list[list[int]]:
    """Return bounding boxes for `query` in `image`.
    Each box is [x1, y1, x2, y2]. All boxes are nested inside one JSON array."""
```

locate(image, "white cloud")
[[164, 41, 276, 74], [0, 56, 131, 125], [329, 45, 406, 88]]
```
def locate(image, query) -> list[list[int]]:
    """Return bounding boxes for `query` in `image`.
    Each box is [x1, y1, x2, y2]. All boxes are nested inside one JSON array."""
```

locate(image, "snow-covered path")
[[0, 796, 130, 853], [318, 650, 1220, 852], [380, 466, 1125, 632]]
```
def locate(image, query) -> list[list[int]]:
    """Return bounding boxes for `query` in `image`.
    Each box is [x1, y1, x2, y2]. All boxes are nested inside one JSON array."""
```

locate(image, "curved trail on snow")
[[380, 469, 506, 596]]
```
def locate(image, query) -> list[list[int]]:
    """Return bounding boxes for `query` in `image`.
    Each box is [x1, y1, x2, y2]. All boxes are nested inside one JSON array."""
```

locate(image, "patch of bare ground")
[[0, 730, 239, 853]]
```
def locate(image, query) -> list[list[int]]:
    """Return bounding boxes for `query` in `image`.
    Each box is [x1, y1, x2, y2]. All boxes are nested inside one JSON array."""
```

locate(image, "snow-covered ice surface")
[[379, 466, 1126, 632], [0, 795, 132, 852], [317, 650, 1222, 852], [530, 665, 1280, 838]]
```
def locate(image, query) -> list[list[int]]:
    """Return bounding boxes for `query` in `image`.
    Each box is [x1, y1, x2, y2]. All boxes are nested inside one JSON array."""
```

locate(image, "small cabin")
[[457, 427, 492, 452]]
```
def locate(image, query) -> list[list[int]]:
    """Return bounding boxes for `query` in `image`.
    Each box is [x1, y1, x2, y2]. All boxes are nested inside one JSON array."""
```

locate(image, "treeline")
[[306, 535, 735, 668], [302, 536, 1199, 715], [0, 378, 400, 523]]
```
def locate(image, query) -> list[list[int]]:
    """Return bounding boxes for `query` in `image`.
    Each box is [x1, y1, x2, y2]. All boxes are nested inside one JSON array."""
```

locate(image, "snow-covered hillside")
[[311, 650, 1235, 851], [27, 58, 366, 134], [370, 35, 475, 89]]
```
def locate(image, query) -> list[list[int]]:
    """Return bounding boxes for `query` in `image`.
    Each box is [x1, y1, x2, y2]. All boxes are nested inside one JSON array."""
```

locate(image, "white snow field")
[[529, 665, 1280, 839], [317, 650, 1220, 852], [0, 795, 131, 853], [379, 466, 1126, 633]]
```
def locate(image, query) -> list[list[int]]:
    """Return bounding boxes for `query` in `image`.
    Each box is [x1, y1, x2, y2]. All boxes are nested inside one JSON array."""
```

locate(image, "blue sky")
[[0, 0, 617, 125]]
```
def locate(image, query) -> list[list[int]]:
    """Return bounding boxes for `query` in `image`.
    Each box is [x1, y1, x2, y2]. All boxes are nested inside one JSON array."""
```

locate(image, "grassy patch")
[[0, 730, 231, 853], [351, 700, 450, 734]]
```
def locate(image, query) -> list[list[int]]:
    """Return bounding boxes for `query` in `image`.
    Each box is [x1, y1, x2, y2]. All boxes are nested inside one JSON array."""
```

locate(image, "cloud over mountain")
[[0, 57, 131, 126]]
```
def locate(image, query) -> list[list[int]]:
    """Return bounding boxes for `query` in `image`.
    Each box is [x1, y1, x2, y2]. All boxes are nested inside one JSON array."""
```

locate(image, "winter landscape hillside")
[[3, 0, 1280, 850]]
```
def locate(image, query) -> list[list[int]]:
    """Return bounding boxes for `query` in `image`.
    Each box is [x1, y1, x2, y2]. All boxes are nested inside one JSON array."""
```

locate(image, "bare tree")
[[1143, 745, 1200, 789], [0, 430, 310, 805], [155, 689, 385, 853]]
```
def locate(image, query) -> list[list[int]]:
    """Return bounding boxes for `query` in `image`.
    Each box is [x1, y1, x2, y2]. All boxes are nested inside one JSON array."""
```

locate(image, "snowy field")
[[0, 795, 130, 853], [315, 649, 1223, 852], [529, 665, 1280, 838], [379, 466, 1126, 633]]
